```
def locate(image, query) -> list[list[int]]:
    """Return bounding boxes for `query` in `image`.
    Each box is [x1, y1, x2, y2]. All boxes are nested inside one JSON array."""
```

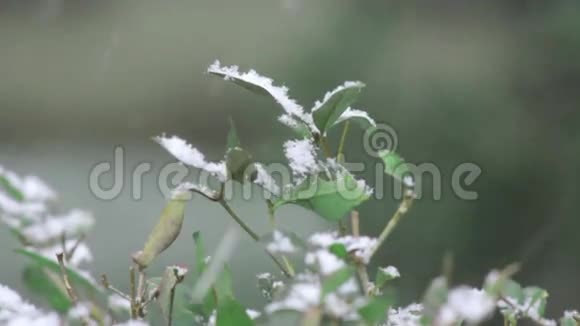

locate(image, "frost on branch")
[[154, 135, 227, 182], [208, 60, 317, 133]]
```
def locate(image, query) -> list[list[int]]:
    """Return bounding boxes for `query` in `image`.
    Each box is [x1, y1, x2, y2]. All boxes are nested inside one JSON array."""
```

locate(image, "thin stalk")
[[336, 121, 350, 162], [219, 199, 293, 278], [320, 136, 332, 158], [219, 200, 259, 241], [368, 193, 415, 260], [129, 267, 137, 319]]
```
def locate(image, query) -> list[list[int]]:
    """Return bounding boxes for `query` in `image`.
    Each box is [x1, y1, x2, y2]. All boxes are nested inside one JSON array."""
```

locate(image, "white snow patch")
[[311, 81, 365, 114], [266, 281, 321, 313], [208, 60, 316, 132], [334, 108, 376, 127], [266, 230, 296, 254], [154, 135, 227, 181], [380, 266, 400, 279], [108, 294, 131, 311], [305, 249, 345, 275], [37, 241, 93, 266], [253, 164, 280, 196], [439, 287, 495, 324], [68, 302, 91, 320], [21, 209, 94, 244], [0, 284, 60, 326], [284, 139, 318, 177], [308, 231, 377, 264], [386, 303, 423, 326]]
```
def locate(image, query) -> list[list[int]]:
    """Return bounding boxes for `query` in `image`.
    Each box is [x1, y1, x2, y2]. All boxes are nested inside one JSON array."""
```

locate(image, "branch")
[[219, 199, 292, 278], [56, 253, 79, 304], [368, 191, 415, 260]]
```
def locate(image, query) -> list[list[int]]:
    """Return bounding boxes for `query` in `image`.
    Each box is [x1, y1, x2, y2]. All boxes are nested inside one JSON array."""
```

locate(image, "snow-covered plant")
[[0, 61, 578, 326]]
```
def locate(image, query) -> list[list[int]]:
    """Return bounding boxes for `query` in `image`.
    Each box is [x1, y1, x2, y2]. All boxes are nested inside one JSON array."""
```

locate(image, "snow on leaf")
[[311, 81, 365, 134], [208, 60, 316, 132], [154, 135, 227, 182], [334, 108, 376, 130], [253, 163, 280, 196], [283, 139, 318, 177]]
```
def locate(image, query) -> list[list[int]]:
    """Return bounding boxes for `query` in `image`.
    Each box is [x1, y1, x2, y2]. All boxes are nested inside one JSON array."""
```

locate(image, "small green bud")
[[132, 185, 192, 269]]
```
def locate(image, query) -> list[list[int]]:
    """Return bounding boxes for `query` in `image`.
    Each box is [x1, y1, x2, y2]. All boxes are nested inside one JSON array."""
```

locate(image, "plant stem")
[[336, 121, 350, 162], [219, 200, 260, 241], [369, 192, 415, 260], [129, 266, 137, 319], [320, 136, 332, 158], [219, 199, 293, 278], [56, 253, 79, 304]]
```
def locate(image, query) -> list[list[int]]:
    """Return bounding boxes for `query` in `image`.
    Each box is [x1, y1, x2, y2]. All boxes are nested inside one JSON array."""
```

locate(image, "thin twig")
[[167, 287, 176, 326], [350, 210, 360, 237], [56, 253, 79, 304], [219, 200, 259, 241], [129, 266, 137, 319], [219, 199, 293, 278], [100, 274, 131, 301], [368, 192, 415, 260], [336, 120, 350, 161], [190, 187, 222, 202], [66, 234, 86, 261], [137, 270, 146, 302]]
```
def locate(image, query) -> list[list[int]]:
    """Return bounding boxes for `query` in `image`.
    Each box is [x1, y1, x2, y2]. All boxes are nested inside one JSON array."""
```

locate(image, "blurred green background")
[[1, 0, 579, 320]]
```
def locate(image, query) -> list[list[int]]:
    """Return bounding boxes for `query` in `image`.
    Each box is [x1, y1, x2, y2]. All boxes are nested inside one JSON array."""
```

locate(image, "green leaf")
[[0, 175, 24, 201], [321, 267, 354, 297], [333, 109, 376, 130], [358, 295, 393, 325], [15, 248, 101, 295], [225, 147, 253, 183], [523, 286, 548, 318], [216, 296, 254, 326], [22, 265, 71, 312], [273, 170, 371, 221], [378, 150, 413, 186], [499, 279, 524, 303], [312, 82, 365, 133], [328, 243, 348, 260], [375, 266, 400, 289]]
